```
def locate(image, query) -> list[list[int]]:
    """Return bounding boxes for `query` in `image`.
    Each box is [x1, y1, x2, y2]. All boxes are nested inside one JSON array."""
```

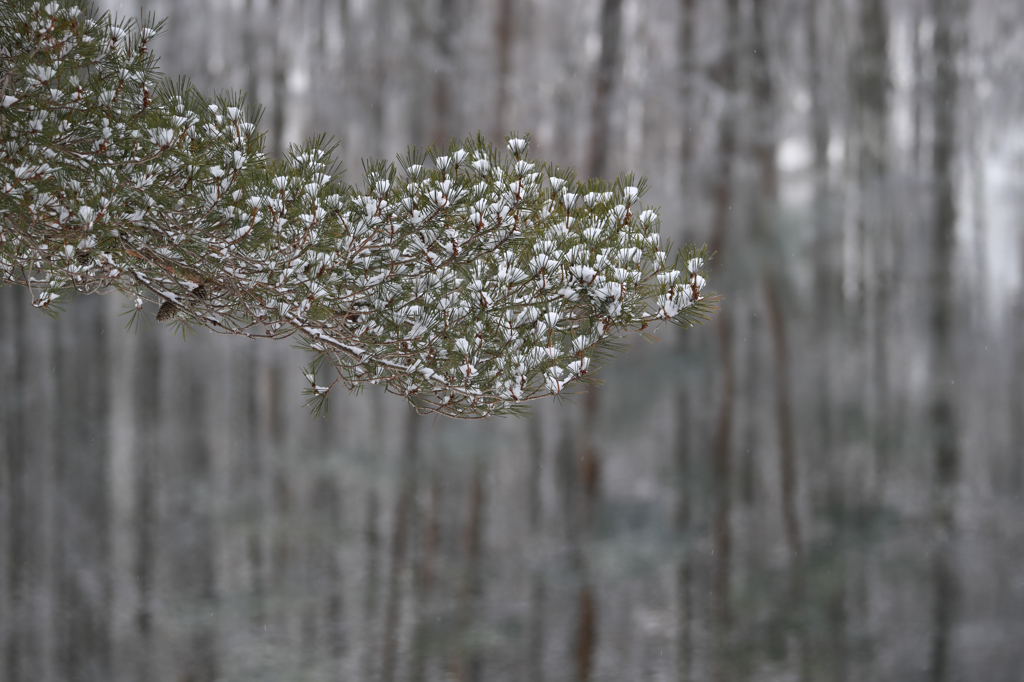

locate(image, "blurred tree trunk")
[[678, 0, 698, 240], [132, 327, 161, 682], [749, 0, 802, 671], [335, 0, 356, 155], [708, 1, 740, 680], [493, 0, 516, 142], [408, 467, 438, 682], [850, 0, 893, 482], [675, 2, 699, 673], [168, 361, 219, 682], [809, 0, 838, 465], [269, 367, 291, 600], [966, 82, 989, 323], [552, 3, 579, 165], [360, 489, 381, 682], [432, 0, 461, 146], [1012, 300, 1024, 493], [807, 5, 853, 680], [554, 419, 597, 682], [372, 0, 390, 156], [1, 291, 56, 682], [912, 4, 925, 172], [380, 409, 420, 682], [573, 583, 597, 682], [526, 415, 545, 682], [589, 0, 623, 179], [243, 0, 262, 118], [563, 2, 627, 676], [253, 352, 285, 638], [53, 297, 112, 682], [269, 0, 289, 158], [674, 392, 693, 682], [927, 1, 962, 680], [454, 461, 486, 682], [749, 3, 806, 679], [311, 473, 345, 671]]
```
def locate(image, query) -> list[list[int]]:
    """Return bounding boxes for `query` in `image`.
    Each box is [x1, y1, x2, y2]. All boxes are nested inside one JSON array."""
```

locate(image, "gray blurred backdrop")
[[3, 0, 1024, 680]]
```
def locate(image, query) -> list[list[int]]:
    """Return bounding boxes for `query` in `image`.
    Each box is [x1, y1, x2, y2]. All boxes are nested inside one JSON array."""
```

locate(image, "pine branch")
[[0, 0, 715, 418]]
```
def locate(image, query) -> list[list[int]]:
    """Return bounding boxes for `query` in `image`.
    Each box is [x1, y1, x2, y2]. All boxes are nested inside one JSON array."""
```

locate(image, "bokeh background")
[[3, 0, 1024, 680]]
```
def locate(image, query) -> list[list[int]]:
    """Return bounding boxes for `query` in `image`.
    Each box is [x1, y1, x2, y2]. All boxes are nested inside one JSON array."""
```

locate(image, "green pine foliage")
[[0, 0, 714, 418]]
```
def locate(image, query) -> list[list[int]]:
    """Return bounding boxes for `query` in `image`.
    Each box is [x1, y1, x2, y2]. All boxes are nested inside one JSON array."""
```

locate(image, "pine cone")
[[156, 300, 179, 321]]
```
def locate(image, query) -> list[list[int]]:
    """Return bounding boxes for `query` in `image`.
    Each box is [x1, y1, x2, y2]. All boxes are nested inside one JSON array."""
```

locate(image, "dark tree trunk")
[[851, 0, 893, 481], [749, 3, 807, 678], [709, 2, 740, 679], [269, 0, 288, 158], [169, 360, 218, 682], [456, 462, 486, 682], [243, 0, 261, 118], [432, 0, 461, 146], [809, 0, 838, 466], [372, 0, 390, 156], [589, 0, 624, 179], [380, 409, 420, 682], [674, 392, 693, 682], [132, 326, 160, 682], [912, 4, 925, 172], [54, 297, 112, 682], [409, 464, 438, 682], [2, 291, 54, 682], [493, 0, 516, 142], [361, 489, 380, 682], [927, 1, 962, 680], [675, 4, 699, 671], [574, 584, 597, 682], [526, 414, 545, 682], [678, 0, 698, 239]]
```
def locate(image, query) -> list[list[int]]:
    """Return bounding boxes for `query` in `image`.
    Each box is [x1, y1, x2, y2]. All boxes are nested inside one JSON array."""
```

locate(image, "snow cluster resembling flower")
[[0, 0, 714, 418]]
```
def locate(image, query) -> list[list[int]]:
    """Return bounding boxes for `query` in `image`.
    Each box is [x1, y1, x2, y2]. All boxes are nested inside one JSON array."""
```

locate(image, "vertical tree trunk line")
[[380, 409, 420, 682], [432, 0, 461, 146], [310, 472, 346, 671], [132, 327, 160, 682], [927, 1, 962, 680], [408, 466, 437, 682], [1, 291, 54, 682], [678, 0, 698, 241], [54, 297, 112, 682], [371, 0, 390, 156], [911, 4, 925, 173], [589, 0, 623, 180], [749, 2, 806, 677], [526, 414, 546, 682], [674, 392, 693, 682], [269, 0, 288, 158], [243, 0, 261, 120], [675, 2, 699, 673], [809, 0, 839, 472], [855, 0, 894, 485], [565, 1, 627, 676], [454, 460, 486, 682], [493, 0, 516, 142], [171, 356, 219, 682], [709, 1, 740, 679], [361, 489, 381, 682]]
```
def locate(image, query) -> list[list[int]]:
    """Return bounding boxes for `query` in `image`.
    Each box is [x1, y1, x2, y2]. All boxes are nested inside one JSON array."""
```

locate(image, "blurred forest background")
[[3, 0, 1024, 680]]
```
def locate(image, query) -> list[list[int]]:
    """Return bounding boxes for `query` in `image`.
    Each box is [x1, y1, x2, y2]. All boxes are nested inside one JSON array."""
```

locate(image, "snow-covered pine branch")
[[0, 0, 715, 418]]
